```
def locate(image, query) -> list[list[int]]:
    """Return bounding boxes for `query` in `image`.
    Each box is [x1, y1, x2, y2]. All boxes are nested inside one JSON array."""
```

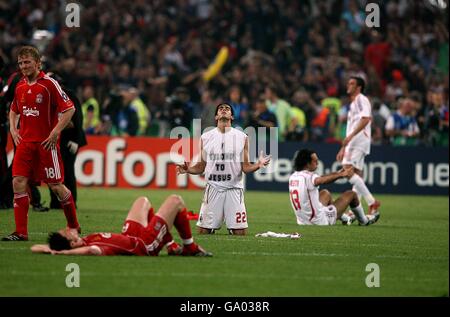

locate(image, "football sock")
[[351, 203, 368, 225], [147, 207, 155, 223], [183, 238, 194, 245], [349, 174, 375, 206], [340, 213, 351, 223], [352, 185, 362, 202], [174, 208, 193, 242], [13, 192, 29, 236], [59, 191, 80, 229], [163, 232, 174, 246]]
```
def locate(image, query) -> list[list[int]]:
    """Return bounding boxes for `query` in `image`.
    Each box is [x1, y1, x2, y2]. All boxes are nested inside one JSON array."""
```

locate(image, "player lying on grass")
[[289, 148, 379, 226], [30, 194, 212, 256]]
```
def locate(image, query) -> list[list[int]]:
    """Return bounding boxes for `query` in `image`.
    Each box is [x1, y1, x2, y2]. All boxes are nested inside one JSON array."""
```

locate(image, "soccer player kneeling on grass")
[[176, 103, 271, 236], [31, 195, 212, 256], [289, 149, 379, 226]]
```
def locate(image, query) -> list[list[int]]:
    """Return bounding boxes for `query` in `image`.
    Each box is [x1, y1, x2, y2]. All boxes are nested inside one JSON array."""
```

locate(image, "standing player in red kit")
[[30, 194, 212, 256], [2, 46, 80, 241]]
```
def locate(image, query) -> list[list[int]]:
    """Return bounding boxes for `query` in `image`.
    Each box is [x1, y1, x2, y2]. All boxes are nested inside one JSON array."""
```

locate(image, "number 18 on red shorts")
[[12, 142, 64, 183]]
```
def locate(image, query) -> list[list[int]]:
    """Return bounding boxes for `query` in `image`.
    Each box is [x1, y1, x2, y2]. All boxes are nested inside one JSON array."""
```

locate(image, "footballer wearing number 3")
[[289, 149, 379, 226]]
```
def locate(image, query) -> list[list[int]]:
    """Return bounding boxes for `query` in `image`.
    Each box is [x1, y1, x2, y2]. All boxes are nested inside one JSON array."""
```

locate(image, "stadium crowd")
[[0, 0, 448, 146]]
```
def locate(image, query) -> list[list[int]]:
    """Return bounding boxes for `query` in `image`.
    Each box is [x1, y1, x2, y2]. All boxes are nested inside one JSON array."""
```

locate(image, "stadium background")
[[0, 0, 448, 299]]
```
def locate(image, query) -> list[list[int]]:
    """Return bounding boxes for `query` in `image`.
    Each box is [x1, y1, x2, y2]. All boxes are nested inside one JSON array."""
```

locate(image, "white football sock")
[[349, 174, 375, 206], [165, 240, 176, 247], [352, 185, 362, 202], [183, 238, 194, 245], [340, 213, 351, 222], [351, 203, 368, 225]]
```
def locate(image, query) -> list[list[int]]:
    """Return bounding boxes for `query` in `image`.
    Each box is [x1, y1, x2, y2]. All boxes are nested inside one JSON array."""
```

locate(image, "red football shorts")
[[12, 142, 64, 183], [122, 216, 169, 256]]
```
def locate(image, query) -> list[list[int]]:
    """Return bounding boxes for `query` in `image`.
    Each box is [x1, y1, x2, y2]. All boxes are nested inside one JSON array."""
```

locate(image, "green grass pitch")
[[0, 187, 448, 296]]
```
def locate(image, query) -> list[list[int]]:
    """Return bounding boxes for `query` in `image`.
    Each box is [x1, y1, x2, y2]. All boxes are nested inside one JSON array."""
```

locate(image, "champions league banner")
[[246, 142, 449, 196], [7, 136, 447, 195]]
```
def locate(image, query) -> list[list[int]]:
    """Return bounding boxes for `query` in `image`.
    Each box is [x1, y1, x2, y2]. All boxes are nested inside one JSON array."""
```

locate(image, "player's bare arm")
[[176, 139, 206, 175], [341, 117, 371, 147], [337, 116, 371, 161], [30, 244, 55, 254], [41, 107, 75, 150], [53, 245, 102, 256], [9, 110, 22, 145], [242, 138, 271, 173], [31, 243, 101, 255], [313, 168, 352, 186]]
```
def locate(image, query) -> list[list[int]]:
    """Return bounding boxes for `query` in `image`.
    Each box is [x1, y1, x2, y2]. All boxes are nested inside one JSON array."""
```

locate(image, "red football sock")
[[163, 232, 174, 245], [13, 192, 29, 236], [147, 207, 155, 223], [173, 208, 192, 240], [59, 191, 80, 229]]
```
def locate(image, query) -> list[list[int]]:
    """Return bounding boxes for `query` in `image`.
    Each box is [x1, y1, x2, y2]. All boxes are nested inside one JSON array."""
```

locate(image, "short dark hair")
[[293, 149, 315, 171], [350, 76, 365, 93], [215, 102, 235, 117], [48, 232, 71, 251]]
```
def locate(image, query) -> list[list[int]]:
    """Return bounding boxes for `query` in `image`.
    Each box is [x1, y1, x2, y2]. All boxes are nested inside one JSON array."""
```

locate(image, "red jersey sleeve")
[[10, 95, 18, 113], [47, 76, 74, 113]]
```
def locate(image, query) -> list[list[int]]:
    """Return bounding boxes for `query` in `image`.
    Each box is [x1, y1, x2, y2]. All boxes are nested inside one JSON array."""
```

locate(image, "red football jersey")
[[82, 233, 148, 256], [10, 71, 74, 142]]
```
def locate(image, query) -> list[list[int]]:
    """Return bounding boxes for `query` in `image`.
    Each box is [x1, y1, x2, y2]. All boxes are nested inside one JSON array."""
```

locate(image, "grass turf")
[[0, 188, 448, 296]]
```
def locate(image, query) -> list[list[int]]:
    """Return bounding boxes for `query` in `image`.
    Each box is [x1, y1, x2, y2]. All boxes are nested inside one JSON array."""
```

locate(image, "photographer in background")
[[168, 87, 194, 131]]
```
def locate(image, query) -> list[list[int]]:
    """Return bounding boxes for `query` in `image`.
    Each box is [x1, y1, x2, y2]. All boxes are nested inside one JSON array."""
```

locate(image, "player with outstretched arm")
[[31, 194, 212, 256], [289, 148, 379, 226], [176, 103, 271, 235]]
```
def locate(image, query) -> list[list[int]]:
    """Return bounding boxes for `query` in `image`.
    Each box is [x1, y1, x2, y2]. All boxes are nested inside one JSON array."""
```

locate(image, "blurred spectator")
[[423, 88, 449, 146], [310, 105, 331, 142], [0, 0, 446, 147], [371, 98, 390, 145], [248, 97, 277, 142], [81, 85, 101, 135], [364, 30, 391, 80], [341, 0, 366, 34], [199, 89, 217, 132], [128, 87, 151, 136], [264, 85, 293, 142], [321, 87, 342, 142], [227, 85, 249, 129], [287, 90, 309, 142], [0, 55, 15, 209], [385, 98, 420, 146], [114, 89, 139, 137], [168, 87, 194, 132]]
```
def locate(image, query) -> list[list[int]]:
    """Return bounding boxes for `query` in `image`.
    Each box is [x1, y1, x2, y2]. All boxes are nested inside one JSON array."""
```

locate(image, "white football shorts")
[[342, 147, 366, 171], [197, 184, 248, 230], [296, 204, 337, 226]]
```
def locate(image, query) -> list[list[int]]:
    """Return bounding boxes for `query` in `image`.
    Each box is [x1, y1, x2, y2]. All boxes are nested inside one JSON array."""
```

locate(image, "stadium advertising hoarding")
[[7, 136, 448, 194], [246, 142, 449, 196], [72, 136, 205, 189]]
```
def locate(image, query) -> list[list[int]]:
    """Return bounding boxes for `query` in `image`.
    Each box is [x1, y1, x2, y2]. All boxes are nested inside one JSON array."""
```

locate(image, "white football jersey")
[[346, 93, 372, 154], [202, 127, 247, 190], [288, 170, 324, 223]]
